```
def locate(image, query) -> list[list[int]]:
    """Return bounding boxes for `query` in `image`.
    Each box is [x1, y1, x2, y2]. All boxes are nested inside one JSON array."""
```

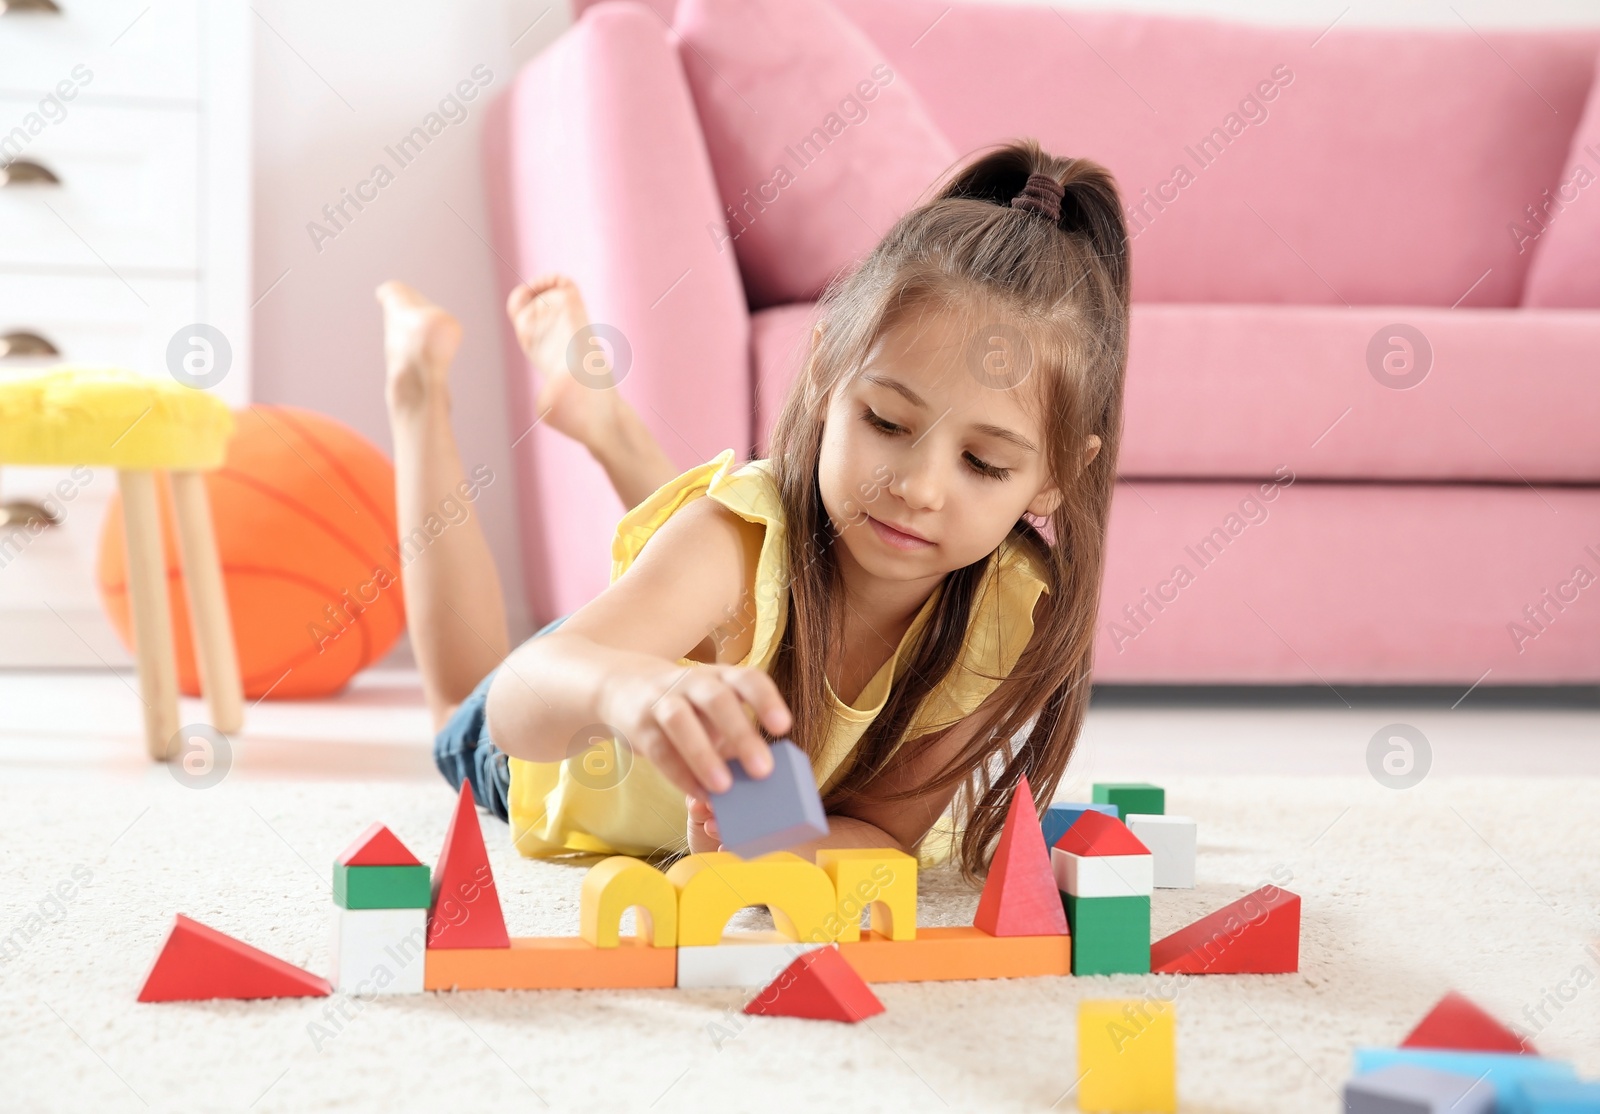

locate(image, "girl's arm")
[[485, 495, 790, 798]]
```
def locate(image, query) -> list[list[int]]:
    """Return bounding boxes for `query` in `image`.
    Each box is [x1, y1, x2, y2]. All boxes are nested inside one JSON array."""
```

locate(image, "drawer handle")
[[0, 501, 60, 529], [0, 331, 59, 359], [0, 160, 59, 187], [0, 0, 63, 13]]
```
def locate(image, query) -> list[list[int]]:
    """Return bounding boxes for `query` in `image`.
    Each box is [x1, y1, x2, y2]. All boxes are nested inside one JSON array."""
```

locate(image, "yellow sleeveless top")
[[506, 448, 1051, 868]]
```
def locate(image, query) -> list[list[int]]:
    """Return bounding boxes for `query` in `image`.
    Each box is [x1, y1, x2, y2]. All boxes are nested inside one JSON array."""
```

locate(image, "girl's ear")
[[811, 322, 825, 350], [1026, 436, 1100, 517]]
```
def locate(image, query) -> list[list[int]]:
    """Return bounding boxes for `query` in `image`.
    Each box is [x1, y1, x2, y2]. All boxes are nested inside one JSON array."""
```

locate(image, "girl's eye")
[[965, 453, 1011, 481], [861, 408, 1012, 480], [861, 408, 902, 435]]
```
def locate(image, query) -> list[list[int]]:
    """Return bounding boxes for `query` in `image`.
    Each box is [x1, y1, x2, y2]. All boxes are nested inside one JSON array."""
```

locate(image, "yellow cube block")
[[1077, 998, 1176, 1113]]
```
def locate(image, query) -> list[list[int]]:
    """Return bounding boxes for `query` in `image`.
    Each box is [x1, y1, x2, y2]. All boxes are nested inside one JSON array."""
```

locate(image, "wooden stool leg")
[[170, 470, 243, 733], [118, 469, 180, 761]]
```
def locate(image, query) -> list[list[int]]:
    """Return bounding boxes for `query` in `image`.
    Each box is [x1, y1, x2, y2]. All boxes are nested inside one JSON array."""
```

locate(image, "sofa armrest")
[[483, 1, 750, 623]]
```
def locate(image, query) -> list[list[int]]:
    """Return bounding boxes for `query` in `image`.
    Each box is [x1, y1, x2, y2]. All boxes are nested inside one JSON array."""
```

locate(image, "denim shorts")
[[432, 614, 568, 822]]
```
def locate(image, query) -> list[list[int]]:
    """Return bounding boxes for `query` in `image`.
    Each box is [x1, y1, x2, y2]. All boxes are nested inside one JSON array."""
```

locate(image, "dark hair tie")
[[1010, 171, 1064, 223]]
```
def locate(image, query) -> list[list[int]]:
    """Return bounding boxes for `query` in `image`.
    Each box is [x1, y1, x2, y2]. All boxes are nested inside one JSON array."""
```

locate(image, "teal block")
[[1510, 1078, 1600, 1113], [1063, 892, 1150, 975], [332, 863, 432, 909], [1092, 782, 1164, 819], [1352, 1049, 1575, 1109]]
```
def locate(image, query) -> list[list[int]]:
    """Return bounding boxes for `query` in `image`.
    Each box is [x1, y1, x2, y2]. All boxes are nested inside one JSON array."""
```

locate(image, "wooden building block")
[[333, 863, 432, 910], [423, 937, 677, 990], [337, 822, 422, 867], [1351, 1049, 1576, 1109], [1149, 886, 1299, 974], [1401, 990, 1535, 1054], [745, 946, 884, 1022], [1077, 998, 1176, 1113], [1124, 815, 1196, 889], [330, 906, 426, 995], [1064, 894, 1150, 976], [708, 738, 829, 858], [580, 856, 677, 948], [1053, 811, 1150, 857], [836, 925, 1071, 982], [973, 774, 1069, 937], [1091, 783, 1164, 819], [814, 848, 918, 942], [676, 930, 831, 989], [428, 781, 510, 949], [1509, 1078, 1600, 1113], [667, 851, 838, 946], [1343, 1064, 1495, 1114], [138, 913, 331, 1002], [1041, 803, 1118, 851], [1052, 848, 1154, 898]]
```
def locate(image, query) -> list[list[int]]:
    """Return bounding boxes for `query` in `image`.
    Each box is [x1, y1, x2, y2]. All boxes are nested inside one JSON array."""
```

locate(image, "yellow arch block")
[[816, 848, 919, 941], [580, 856, 677, 948], [667, 851, 838, 946]]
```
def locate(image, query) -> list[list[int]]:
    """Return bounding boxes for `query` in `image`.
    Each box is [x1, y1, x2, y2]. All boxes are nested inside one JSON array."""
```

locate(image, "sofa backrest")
[[839, 0, 1599, 307]]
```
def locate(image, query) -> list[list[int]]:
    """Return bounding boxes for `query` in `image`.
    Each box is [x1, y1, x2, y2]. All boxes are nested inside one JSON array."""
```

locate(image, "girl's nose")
[[892, 450, 944, 512]]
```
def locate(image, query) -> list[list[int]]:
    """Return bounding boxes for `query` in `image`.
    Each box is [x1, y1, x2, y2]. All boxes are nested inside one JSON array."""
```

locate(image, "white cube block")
[[330, 906, 428, 995], [1125, 814, 1197, 889], [676, 930, 831, 989], [1051, 847, 1153, 897]]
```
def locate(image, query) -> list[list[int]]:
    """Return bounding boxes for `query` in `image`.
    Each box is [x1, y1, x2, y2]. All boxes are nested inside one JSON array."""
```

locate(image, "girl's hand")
[[600, 661, 791, 800], [686, 793, 722, 854]]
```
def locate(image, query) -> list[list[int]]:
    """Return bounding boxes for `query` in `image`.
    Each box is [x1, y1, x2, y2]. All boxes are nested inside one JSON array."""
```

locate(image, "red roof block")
[[1052, 809, 1150, 857], [337, 822, 421, 867], [138, 914, 332, 1002], [427, 782, 510, 949], [974, 774, 1069, 937], [1150, 886, 1300, 974], [745, 946, 885, 1022], [1401, 991, 1536, 1055]]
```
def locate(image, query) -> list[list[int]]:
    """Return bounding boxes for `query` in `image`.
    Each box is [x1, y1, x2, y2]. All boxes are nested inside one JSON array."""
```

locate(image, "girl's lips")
[[868, 515, 934, 551]]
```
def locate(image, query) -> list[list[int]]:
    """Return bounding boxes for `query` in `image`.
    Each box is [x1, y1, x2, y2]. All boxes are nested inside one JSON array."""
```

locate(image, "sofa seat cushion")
[[753, 302, 1600, 483]]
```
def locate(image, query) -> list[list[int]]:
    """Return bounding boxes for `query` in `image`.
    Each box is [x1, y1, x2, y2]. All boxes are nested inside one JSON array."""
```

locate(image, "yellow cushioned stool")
[[0, 366, 243, 759]]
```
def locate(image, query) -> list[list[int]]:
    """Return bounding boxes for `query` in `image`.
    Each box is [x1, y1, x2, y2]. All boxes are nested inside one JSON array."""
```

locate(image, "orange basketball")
[[98, 404, 406, 700]]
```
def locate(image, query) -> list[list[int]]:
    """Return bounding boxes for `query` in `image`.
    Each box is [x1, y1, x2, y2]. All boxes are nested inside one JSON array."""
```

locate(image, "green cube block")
[[1064, 892, 1150, 976], [1092, 782, 1164, 819], [333, 863, 431, 909]]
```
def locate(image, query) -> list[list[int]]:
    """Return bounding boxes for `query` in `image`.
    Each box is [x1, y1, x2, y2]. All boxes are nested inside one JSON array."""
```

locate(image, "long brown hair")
[[764, 138, 1132, 884]]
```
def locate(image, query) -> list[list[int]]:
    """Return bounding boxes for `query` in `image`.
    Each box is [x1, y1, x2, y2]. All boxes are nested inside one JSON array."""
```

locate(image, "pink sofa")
[[484, 0, 1600, 685]]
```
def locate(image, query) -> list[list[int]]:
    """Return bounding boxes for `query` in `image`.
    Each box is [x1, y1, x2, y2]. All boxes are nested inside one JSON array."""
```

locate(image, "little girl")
[[377, 138, 1130, 883]]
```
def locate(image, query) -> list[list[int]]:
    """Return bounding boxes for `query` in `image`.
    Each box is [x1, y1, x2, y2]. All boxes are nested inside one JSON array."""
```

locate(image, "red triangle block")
[[427, 781, 510, 949], [1053, 810, 1150, 857], [974, 774, 1070, 937], [1401, 991, 1536, 1055], [337, 822, 421, 867], [744, 946, 885, 1022], [1151, 886, 1300, 974], [138, 914, 332, 1002]]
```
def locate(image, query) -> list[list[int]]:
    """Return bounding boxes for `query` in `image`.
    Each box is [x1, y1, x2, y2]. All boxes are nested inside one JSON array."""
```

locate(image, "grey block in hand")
[[1343, 1064, 1496, 1114], [709, 738, 829, 858]]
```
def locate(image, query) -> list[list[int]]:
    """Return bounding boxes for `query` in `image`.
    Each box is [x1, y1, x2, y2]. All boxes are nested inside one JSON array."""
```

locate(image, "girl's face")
[[815, 311, 1092, 589]]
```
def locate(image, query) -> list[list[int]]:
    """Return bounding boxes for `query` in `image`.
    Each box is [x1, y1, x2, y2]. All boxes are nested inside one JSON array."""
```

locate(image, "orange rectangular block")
[[837, 926, 1071, 982], [425, 937, 676, 990]]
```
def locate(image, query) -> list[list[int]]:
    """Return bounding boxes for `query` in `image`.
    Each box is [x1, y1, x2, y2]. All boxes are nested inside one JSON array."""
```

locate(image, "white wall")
[[248, 0, 1598, 658], [251, 0, 568, 651]]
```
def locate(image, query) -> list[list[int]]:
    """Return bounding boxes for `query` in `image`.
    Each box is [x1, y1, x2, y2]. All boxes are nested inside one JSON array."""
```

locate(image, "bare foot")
[[506, 274, 621, 447], [376, 281, 463, 415]]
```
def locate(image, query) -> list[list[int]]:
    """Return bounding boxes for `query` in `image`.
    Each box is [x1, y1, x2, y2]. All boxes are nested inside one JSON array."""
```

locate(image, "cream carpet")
[[3, 774, 1597, 1112]]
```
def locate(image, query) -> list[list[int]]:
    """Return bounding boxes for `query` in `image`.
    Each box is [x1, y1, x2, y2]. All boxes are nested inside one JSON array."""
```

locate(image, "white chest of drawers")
[[0, 0, 251, 666]]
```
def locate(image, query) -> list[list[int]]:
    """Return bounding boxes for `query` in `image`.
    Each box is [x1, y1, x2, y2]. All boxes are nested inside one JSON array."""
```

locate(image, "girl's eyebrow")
[[860, 371, 1039, 455]]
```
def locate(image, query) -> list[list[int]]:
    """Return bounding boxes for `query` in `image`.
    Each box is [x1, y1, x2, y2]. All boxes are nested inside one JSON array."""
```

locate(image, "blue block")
[[1343, 1064, 1495, 1114], [1352, 1049, 1576, 1111], [708, 738, 829, 859], [1041, 802, 1118, 850], [1509, 1078, 1600, 1113]]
